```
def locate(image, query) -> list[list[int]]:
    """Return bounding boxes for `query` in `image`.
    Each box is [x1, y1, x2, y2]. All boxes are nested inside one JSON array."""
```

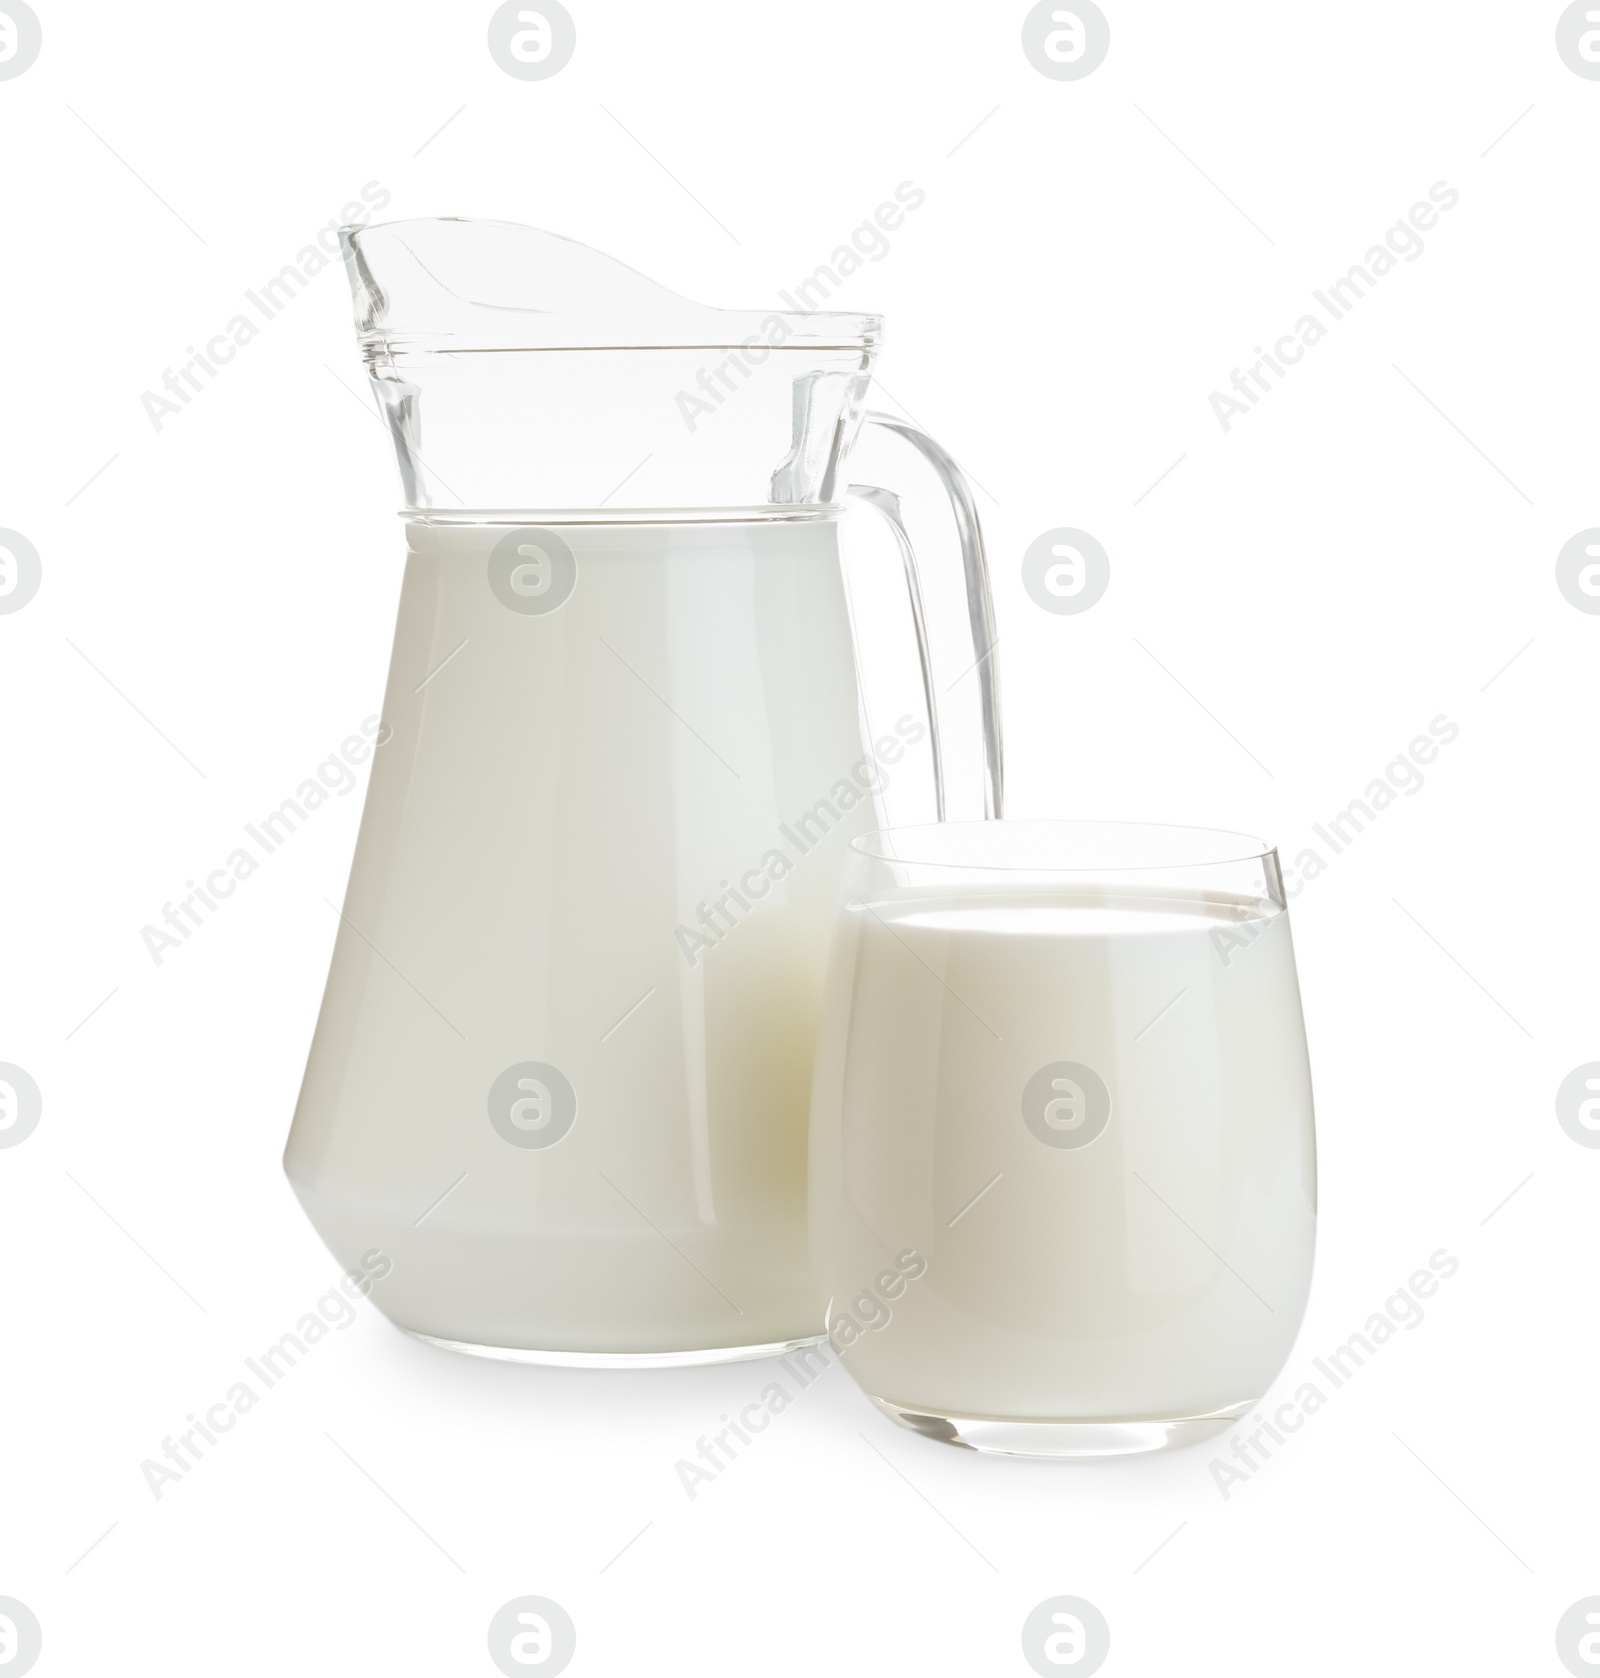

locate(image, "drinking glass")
[[809, 820, 1316, 1457]]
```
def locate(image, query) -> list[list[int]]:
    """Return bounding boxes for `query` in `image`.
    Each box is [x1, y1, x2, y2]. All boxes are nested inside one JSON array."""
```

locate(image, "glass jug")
[[283, 220, 1002, 1365]]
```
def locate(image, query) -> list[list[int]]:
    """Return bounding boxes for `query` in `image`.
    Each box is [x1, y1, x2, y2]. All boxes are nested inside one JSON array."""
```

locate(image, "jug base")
[[404, 1329, 828, 1369], [868, 1396, 1251, 1458]]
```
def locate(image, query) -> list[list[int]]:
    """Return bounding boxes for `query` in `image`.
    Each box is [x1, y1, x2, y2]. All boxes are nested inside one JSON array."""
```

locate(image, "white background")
[[2, 2, 1597, 1673]]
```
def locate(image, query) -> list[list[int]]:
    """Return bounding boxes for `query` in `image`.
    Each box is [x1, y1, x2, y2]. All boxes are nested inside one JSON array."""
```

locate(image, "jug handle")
[[846, 484, 948, 820], [848, 414, 1005, 820]]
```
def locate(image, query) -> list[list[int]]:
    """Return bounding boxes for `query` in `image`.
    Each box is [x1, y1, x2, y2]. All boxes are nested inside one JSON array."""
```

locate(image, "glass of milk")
[[809, 820, 1316, 1457]]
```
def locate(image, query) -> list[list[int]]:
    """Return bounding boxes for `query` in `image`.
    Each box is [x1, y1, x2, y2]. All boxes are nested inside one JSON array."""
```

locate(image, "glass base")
[[403, 1329, 827, 1369], [869, 1396, 1252, 1458]]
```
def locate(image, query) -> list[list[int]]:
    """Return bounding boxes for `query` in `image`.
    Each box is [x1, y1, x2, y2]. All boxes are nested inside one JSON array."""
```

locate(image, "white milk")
[[286, 516, 895, 1359], [810, 891, 1316, 1421]]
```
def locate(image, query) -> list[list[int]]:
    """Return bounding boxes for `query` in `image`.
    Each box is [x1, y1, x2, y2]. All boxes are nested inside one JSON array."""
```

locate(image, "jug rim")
[[399, 505, 848, 525], [341, 217, 884, 352]]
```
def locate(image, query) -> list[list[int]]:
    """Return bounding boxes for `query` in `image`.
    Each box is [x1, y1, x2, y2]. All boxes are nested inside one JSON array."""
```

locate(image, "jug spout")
[[339, 218, 882, 516]]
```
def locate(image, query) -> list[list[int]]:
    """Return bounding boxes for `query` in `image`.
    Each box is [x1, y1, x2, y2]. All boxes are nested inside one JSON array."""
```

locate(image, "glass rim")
[[849, 818, 1277, 874]]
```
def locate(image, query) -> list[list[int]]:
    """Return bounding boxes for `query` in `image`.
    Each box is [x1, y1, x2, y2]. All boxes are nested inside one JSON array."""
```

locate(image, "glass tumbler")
[[808, 821, 1316, 1458]]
